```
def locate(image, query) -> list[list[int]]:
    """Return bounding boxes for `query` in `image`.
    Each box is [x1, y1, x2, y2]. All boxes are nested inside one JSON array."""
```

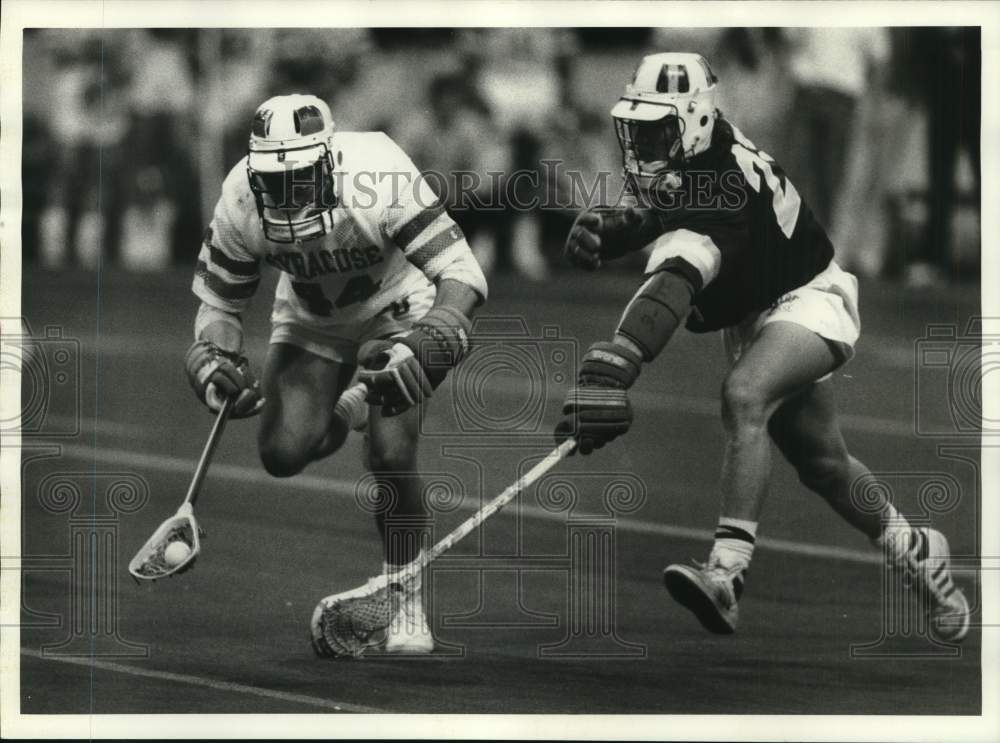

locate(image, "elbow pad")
[[615, 267, 696, 361]]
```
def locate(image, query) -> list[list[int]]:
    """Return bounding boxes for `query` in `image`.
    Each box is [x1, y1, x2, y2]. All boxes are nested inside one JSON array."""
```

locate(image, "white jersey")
[[192, 132, 487, 326]]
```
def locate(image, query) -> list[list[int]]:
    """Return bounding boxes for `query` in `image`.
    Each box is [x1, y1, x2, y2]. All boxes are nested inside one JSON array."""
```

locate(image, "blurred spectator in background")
[[783, 28, 890, 230], [39, 32, 131, 268], [458, 28, 579, 280], [121, 29, 197, 270], [21, 111, 51, 264], [833, 29, 919, 278], [711, 28, 791, 156], [543, 101, 616, 206], [650, 27, 723, 59], [395, 72, 508, 275], [264, 29, 375, 132], [22, 29, 56, 263], [211, 30, 273, 170], [540, 80, 626, 262], [21, 26, 978, 286], [903, 27, 981, 287]]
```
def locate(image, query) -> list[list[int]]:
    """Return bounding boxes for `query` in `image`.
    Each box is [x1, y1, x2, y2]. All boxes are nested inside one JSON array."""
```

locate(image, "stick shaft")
[[409, 439, 575, 575], [184, 396, 232, 507]]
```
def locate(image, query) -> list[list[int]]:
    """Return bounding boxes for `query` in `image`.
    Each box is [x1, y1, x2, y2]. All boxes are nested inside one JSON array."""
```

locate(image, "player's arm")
[[195, 304, 243, 354], [564, 206, 660, 270], [361, 221, 488, 415], [375, 133, 489, 307], [556, 229, 719, 454], [431, 276, 481, 316], [360, 135, 488, 414], [555, 264, 697, 454], [612, 258, 701, 361], [184, 193, 264, 419]]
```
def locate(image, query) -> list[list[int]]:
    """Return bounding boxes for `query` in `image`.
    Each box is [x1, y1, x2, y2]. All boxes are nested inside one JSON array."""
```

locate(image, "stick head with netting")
[[309, 441, 576, 657], [310, 572, 418, 658], [128, 503, 202, 581]]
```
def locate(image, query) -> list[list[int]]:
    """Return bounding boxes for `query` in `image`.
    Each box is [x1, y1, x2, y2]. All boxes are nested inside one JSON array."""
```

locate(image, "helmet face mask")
[[245, 94, 339, 243], [610, 52, 719, 198], [614, 112, 687, 194], [247, 146, 338, 243]]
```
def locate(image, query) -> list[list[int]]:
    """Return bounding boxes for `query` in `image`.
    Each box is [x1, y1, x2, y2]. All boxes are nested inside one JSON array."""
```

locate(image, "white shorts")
[[723, 260, 860, 377], [269, 283, 437, 364]]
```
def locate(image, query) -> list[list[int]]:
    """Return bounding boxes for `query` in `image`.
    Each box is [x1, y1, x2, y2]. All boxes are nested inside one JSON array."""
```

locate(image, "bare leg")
[[665, 322, 853, 633], [768, 380, 882, 539], [257, 343, 355, 477], [768, 376, 971, 642], [367, 403, 429, 566], [717, 322, 841, 524], [367, 402, 435, 652]]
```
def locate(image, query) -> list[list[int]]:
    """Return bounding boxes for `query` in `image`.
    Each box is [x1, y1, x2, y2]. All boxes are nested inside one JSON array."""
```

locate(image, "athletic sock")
[[874, 504, 921, 565], [710, 517, 757, 570], [334, 384, 368, 431]]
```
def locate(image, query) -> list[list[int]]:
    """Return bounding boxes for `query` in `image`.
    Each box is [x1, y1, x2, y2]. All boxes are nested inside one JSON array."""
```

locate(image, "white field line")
[[39, 333, 928, 439], [40, 378, 916, 442], [54, 443, 881, 566], [65, 329, 925, 370], [38, 415, 159, 440], [61, 329, 922, 437], [20, 648, 385, 713]]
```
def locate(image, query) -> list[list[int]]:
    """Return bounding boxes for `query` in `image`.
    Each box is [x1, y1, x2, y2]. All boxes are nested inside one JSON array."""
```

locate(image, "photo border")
[[2, 1, 997, 739]]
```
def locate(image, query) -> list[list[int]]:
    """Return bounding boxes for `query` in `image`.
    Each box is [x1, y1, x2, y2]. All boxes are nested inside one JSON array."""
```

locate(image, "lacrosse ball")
[[164, 541, 192, 567]]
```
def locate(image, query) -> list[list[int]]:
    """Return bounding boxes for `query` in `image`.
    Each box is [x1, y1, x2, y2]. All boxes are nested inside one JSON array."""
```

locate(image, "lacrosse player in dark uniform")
[[556, 53, 969, 641]]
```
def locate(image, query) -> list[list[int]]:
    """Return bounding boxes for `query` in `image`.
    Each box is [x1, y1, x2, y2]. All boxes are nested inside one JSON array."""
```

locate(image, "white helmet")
[[246, 93, 338, 243], [610, 52, 718, 193]]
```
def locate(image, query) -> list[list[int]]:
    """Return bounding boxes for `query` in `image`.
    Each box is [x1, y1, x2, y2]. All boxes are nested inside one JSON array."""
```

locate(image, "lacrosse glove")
[[555, 341, 642, 455], [184, 339, 263, 418], [358, 306, 472, 416]]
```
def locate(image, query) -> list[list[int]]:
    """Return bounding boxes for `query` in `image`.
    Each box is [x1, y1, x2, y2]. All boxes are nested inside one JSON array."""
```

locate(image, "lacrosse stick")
[[128, 396, 233, 581], [310, 438, 577, 657]]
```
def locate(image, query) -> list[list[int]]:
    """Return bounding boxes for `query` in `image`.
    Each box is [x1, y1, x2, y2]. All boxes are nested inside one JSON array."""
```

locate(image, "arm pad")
[[399, 305, 473, 387], [615, 268, 696, 361]]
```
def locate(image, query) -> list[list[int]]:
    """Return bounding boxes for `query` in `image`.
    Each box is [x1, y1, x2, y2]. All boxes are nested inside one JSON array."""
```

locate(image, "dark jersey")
[[643, 117, 834, 332]]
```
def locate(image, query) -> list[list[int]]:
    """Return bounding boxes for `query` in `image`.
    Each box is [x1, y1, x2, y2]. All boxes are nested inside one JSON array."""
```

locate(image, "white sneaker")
[[383, 563, 434, 654], [899, 528, 971, 643], [663, 555, 745, 634]]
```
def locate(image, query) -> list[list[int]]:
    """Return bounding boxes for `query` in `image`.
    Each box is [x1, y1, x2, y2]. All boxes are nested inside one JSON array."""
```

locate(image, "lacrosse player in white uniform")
[[184, 94, 487, 654]]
